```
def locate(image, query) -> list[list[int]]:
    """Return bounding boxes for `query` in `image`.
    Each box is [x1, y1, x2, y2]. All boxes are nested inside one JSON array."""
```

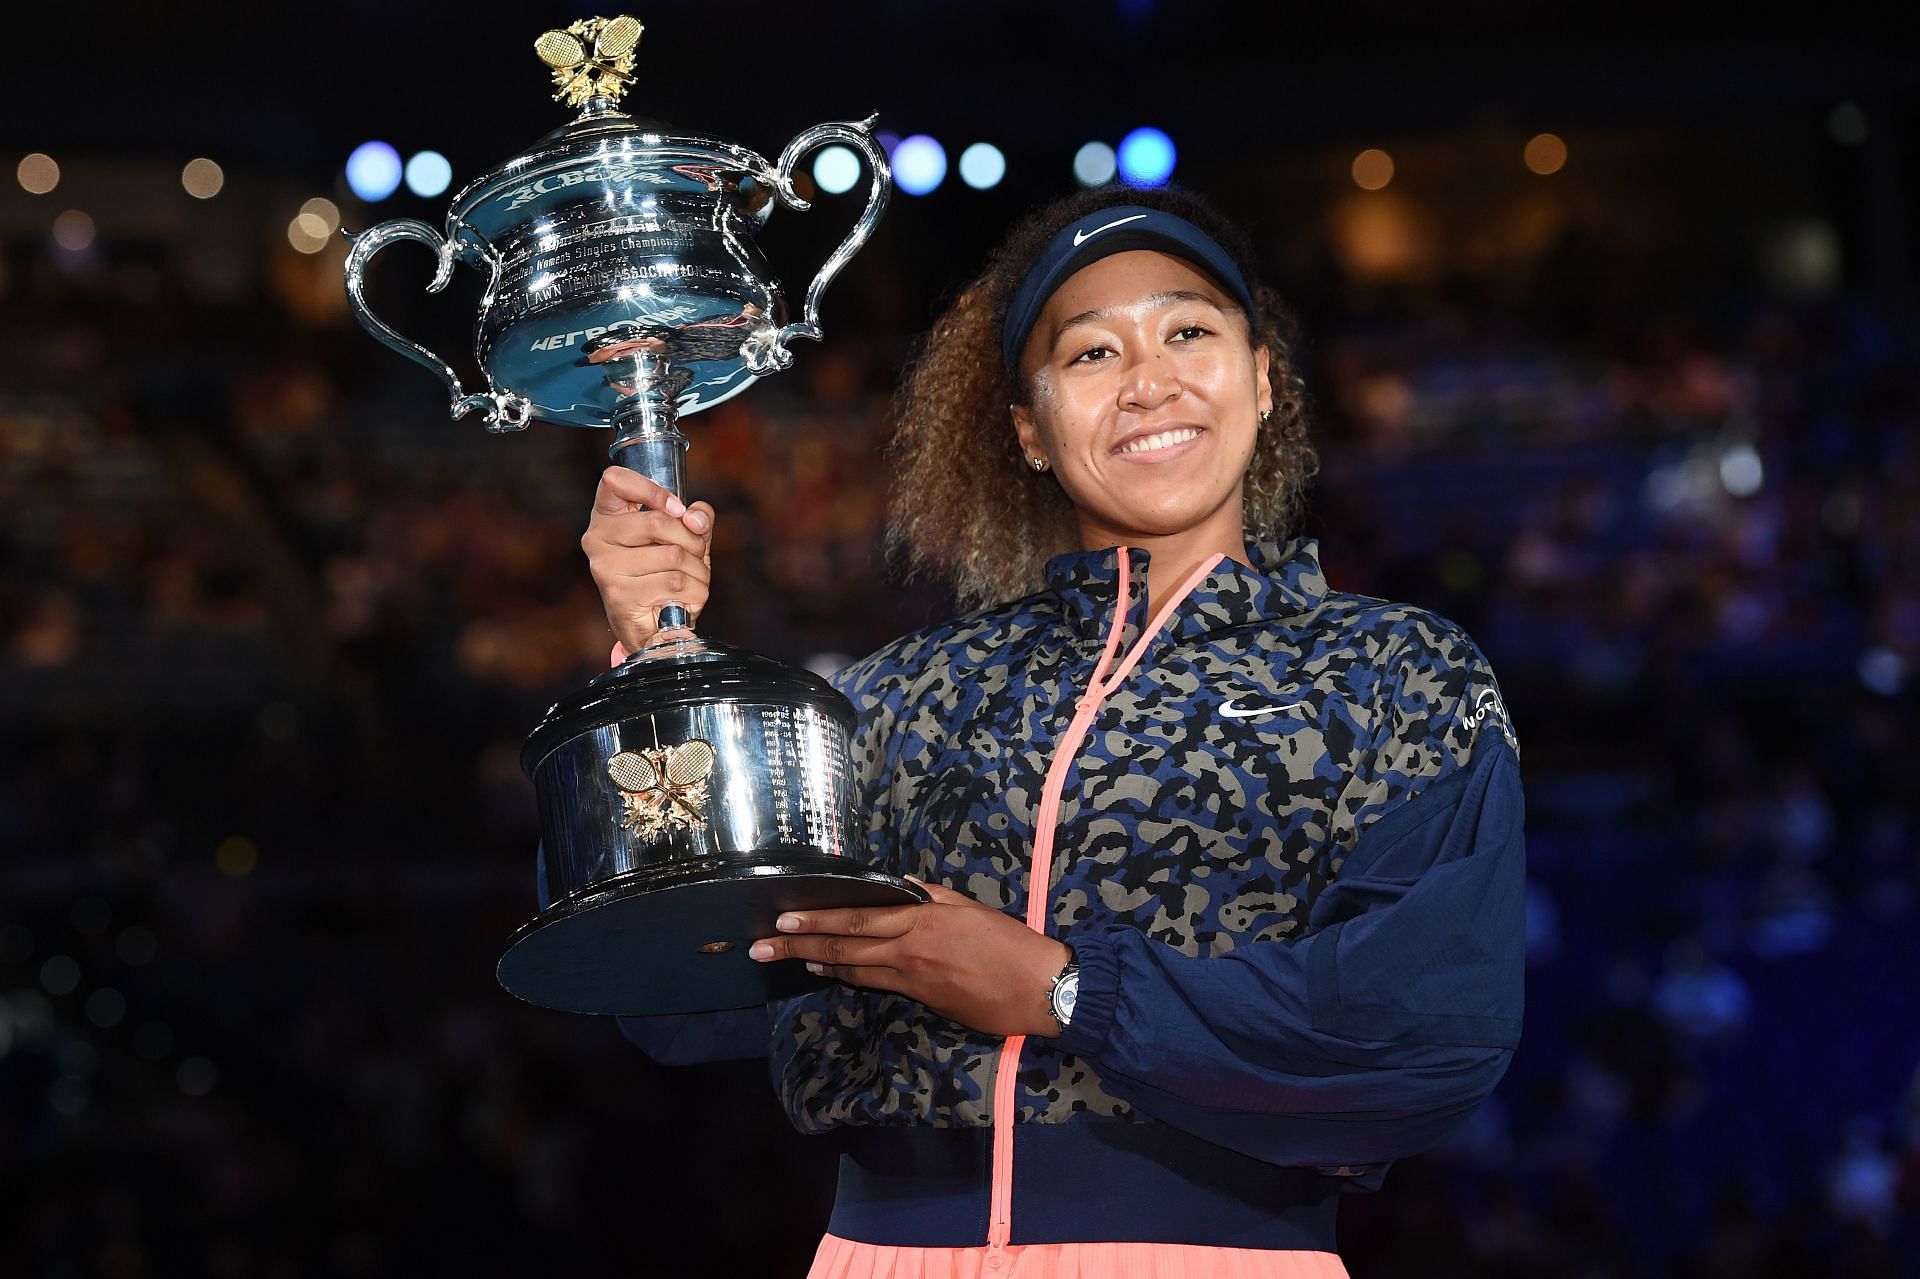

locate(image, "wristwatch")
[[1046, 951, 1080, 1032]]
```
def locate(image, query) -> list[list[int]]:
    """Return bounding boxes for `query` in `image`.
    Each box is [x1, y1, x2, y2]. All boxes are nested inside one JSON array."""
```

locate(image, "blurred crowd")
[[2, 240, 1918, 1276]]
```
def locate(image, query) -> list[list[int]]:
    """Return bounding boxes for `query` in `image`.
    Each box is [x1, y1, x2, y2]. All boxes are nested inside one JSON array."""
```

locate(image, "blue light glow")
[[1117, 127, 1176, 188], [958, 143, 1006, 190], [812, 145, 862, 195], [404, 151, 453, 198], [1073, 141, 1117, 188], [892, 135, 947, 196], [346, 142, 403, 201]]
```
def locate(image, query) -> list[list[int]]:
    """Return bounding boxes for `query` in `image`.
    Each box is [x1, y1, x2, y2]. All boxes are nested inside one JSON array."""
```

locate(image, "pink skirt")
[[806, 1234, 1350, 1279]]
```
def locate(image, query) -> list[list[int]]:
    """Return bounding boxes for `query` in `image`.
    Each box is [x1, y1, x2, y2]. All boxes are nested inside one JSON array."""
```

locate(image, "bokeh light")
[[181, 157, 224, 199], [85, 988, 127, 1029], [1073, 141, 1117, 187], [1117, 127, 1175, 188], [40, 955, 80, 996], [1352, 149, 1395, 191], [216, 835, 260, 873], [17, 152, 58, 194], [1858, 647, 1905, 695], [1523, 133, 1568, 175], [52, 210, 96, 252], [405, 150, 453, 198], [1719, 443, 1764, 497], [49, 1077, 88, 1117], [133, 1022, 174, 1061], [116, 927, 158, 966], [300, 197, 341, 234], [288, 215, 330, 255], [345, 141, 403, 202], [811, 145, 862, 195], [1828, 101, 1869, 147], [176, 1056, 218, 1097], [892, 135, 947, 196], [958, 143, 1006, 191]]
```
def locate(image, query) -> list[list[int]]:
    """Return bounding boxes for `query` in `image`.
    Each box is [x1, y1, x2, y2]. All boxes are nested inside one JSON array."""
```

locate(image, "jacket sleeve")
[[613, 1006, 771, 1065], [1050, 625, 1526, 1181], [530, 840, 771, 1064]]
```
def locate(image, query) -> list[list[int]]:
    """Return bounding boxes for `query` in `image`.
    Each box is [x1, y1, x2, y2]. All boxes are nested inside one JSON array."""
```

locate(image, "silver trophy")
[[344, 14, 924, 1016]]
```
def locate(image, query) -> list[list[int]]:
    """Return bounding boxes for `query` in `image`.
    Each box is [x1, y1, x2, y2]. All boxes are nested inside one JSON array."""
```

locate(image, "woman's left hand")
[[748, 878, 1071, 1039]]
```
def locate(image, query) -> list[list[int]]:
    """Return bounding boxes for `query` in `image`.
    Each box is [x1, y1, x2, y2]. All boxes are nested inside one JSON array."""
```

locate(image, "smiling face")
[[1010, 249, 1273, 551]]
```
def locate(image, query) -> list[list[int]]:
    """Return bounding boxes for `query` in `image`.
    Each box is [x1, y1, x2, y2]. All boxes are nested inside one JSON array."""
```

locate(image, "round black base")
[[495, 856, 928, 1015]]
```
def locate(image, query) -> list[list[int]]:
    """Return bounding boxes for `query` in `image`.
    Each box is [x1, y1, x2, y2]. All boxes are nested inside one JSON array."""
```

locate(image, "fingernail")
[[748, 941, 773, 960], [775, 914, 800, 932], [686, 510, 708, 532], [805, 962, 824, 975], [664, 496, 687, 517]]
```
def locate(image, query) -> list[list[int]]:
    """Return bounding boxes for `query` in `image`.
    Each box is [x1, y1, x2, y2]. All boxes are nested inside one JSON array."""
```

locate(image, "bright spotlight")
[[1117, 127, 1175, 188], [405, 151, 453, 198], [812, 145, 862, 195], [958, 142, 1006, 190], [1073, 141, 1117, 187], [892, 135, 947, 196], [346, 142, 403, 202]]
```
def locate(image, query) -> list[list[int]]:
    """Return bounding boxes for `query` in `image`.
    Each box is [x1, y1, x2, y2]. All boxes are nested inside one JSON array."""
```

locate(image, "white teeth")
[[1117, 427, 1201, 455]]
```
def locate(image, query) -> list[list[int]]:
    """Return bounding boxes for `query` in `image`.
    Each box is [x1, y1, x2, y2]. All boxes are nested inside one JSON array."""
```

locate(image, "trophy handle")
[[757, 116, 892, 366], [342, 219, 532, 433]]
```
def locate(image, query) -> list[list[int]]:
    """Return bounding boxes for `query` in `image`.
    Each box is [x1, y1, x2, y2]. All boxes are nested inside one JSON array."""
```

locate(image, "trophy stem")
[[607, 349, 693, 634]]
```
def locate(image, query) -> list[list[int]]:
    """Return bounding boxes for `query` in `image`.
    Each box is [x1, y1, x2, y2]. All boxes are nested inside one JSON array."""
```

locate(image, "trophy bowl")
[[343, 92, 890, 437], [343, 14, 925, 1016]]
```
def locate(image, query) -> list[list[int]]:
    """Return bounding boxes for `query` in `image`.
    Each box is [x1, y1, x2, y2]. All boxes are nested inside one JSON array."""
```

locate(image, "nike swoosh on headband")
[[1072, 213, 1150, 246], [1221, 699, 1306, 719]]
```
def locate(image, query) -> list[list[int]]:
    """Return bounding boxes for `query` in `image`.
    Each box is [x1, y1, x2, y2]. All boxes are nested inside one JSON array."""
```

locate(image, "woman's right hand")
[[582, 466, 716, 653]]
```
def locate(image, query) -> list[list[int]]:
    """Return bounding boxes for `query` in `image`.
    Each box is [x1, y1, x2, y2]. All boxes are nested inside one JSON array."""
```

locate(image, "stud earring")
[[1258, 409, 1273, 428], [1029, 456, 1050, 472]]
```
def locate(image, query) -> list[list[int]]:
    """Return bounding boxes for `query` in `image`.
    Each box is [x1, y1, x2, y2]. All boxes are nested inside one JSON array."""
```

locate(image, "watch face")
[[1053, 971, 1079, 1023]]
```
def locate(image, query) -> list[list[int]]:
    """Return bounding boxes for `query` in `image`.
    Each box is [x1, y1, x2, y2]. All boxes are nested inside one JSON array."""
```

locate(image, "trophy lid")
[[534, 15, 645, 112], [520, 638, 854, 778], [448, 15, 776, 222]]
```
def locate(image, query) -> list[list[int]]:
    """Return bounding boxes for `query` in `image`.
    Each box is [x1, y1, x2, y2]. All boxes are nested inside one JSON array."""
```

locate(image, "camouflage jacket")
[[626, 537, 1526, 1248]]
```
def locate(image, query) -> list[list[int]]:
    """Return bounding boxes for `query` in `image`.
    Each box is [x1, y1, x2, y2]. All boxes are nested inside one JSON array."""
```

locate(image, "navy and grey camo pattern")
[[771, 537, 1517, 1132]]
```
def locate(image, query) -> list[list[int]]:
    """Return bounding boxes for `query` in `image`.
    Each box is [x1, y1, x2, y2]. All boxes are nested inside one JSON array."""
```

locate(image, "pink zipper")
[[984, 548, 1225, 1253]]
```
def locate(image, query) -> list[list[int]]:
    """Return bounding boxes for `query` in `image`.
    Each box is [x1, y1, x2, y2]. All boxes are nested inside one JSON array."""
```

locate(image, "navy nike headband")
[[1000, 205, 1259, 373]]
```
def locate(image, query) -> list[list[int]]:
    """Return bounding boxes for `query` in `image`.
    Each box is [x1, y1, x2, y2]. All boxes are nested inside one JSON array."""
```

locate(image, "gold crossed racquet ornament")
[[535, 14, 644, 109], [607, 739, 715, 840]]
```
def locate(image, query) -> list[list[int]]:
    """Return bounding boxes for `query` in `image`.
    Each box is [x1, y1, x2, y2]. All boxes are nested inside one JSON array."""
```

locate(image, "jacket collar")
[[1042, 536, 1330, 641]]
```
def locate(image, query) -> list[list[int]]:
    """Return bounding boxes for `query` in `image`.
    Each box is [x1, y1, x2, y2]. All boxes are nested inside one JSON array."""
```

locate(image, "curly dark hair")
[[888, 186, 1318, 611]]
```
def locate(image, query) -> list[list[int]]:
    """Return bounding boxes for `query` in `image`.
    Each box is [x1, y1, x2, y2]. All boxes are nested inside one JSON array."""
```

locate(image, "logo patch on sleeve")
[[1462, 687, 1518, 751]]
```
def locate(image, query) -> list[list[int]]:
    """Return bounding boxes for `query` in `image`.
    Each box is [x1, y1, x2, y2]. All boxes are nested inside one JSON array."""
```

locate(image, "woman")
[[583, 188, 1526, 1277]]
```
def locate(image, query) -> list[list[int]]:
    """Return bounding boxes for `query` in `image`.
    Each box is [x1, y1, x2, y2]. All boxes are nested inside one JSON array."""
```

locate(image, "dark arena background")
[[3, 3, 1918, 1275]]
